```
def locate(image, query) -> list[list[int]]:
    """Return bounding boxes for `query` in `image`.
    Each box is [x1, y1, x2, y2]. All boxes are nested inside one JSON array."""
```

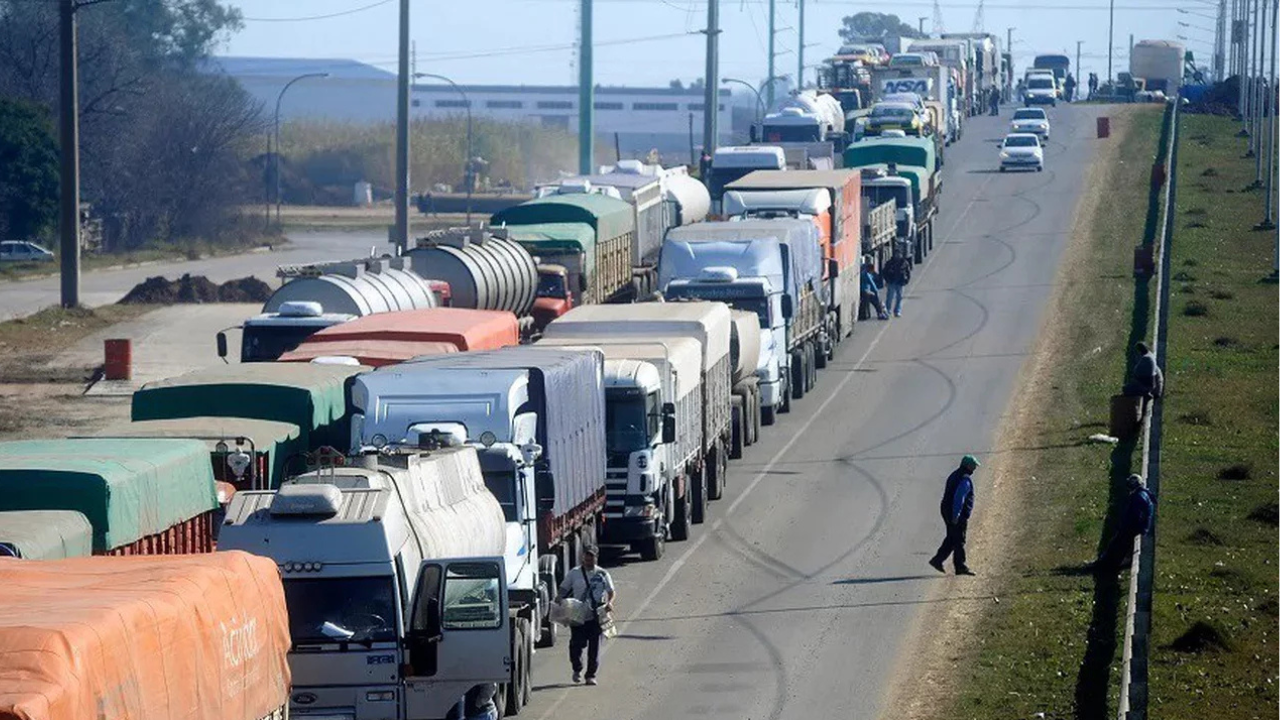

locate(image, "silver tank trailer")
[[263, 257, 437, 316], [408, 226, 538, 316]]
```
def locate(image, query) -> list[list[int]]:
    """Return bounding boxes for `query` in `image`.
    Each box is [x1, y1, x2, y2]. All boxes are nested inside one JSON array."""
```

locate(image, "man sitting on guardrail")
[[1085, 474, 1156, 573], [1122, 342, 1164, 400]]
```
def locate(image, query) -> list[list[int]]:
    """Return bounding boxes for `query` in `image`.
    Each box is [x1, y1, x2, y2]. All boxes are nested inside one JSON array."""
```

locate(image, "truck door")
[[402, 558, 512, 718]]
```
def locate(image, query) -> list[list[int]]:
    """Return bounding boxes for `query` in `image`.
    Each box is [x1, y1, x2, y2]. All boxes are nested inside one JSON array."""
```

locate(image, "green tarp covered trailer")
[[0, 439, 220, 554], [131, 363, 364, 451], [493, 193, 635, 247], [88, 417, 304, 490], [852, 163, 930, 205], [0, 510, 93, 560], [843, 136, 937, 176]]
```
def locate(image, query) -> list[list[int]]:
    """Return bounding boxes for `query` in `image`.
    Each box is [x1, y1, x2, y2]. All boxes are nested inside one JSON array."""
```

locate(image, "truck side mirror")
[[578, 275, 588, 293], [662, 415, 676, 444], [828, 258, 840, 278], [749, 124, 758, 143], [216, 331, 228, 361], [781, 295, 794, 320]]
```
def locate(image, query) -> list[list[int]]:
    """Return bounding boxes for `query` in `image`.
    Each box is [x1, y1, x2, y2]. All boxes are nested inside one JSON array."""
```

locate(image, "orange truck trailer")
[[722, 169, 866, 348], [277, 306, 521, 367], [0, 551, 290, 720]]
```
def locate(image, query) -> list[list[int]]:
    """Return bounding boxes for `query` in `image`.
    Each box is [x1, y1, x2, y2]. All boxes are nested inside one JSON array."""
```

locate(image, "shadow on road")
[[830, 574, 941, 586]]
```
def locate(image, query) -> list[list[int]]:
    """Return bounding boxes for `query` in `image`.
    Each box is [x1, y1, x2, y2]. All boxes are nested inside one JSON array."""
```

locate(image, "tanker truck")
[[408, 226, 552, 340], [759, 90, 848, 170], [227, 256, 443, 363], [349, 346, 607, 659], [728, 309, 763, 458], [219, 446, 523, 719]]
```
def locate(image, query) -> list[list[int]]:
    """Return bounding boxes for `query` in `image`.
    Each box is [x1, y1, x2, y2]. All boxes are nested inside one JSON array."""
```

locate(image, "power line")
[[241, 0, 395, 23]]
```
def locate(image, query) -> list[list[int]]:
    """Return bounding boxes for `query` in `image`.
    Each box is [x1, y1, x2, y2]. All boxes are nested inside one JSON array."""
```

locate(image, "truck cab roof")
[[222, 485, 405, 566]]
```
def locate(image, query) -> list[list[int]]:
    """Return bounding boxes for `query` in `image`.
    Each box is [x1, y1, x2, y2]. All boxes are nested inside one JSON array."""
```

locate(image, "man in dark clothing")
[[881, 245, 912, 317], [1122, 342, 1164, 398], [1086, 474, 1156, 572], [1088, 73, 1099, 100], [929, 455, 979, 575], [1064, 73, 1077, 102], [861, 259, 889, 320], [988, 86, 1000, 116]]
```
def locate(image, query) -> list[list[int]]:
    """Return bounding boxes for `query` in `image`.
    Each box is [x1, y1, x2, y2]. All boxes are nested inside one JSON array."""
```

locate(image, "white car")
[[1023, 75, 1058, 106], [0, 240, 54, 263], [1010, 108, 1051, 141], [999, 133, 1044, 172]]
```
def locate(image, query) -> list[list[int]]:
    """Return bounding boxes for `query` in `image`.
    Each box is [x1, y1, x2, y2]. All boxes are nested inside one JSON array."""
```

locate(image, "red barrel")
[[103, 338, 132, 381], [1097, 116, 1111, 138]]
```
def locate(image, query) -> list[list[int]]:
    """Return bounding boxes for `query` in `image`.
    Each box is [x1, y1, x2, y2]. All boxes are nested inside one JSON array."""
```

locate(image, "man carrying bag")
[[557, 546, 616, 685]]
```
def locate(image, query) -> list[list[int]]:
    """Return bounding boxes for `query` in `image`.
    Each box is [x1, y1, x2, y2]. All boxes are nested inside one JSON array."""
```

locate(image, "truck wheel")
[[504, 623, 525, 716], [670, 493, 690, 540], [537, 610, 558, 648], [691, 469, 707, 524], [780, 376, 792, 413], [807, 343, 818, 390], [790, 351, 806, 400], [708, 441, 725, 501], [750, 390, 762, 439], [928, 222, 935, 251], [520, 619, 533, 707], [639, 532, 665, 561], [730, 399, 745, 460], [762, 404, 777, 426]]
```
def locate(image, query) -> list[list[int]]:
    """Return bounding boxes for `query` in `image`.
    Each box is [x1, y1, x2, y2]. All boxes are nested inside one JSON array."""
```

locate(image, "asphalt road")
[[525, 104, 1110, 720], [0, 229, 386, 322]]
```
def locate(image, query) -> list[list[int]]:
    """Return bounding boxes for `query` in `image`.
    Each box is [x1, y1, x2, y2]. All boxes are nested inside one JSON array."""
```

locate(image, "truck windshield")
[[241, 324, 324, 362], [605, 390, 656, 454], [666, 288, 771, 326], [866, 185, 911, 210], [482, 471, 518, 522], [537, 273, 567, 299], [763, 125, 822, 142], [283, 576, 398, 645]]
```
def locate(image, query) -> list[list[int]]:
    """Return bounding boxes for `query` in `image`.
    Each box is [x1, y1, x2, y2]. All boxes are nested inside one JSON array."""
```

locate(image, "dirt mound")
[[1169, 621, 1233, 654], [120, 274, 273, 305], [217, 276, 273, 303]]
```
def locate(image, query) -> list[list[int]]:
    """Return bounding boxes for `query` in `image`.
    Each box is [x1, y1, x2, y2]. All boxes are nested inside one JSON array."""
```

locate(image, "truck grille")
[[605, 466, 627, 516]]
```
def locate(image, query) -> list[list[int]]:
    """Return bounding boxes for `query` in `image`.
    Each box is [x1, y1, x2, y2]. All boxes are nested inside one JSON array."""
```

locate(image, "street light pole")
[[1107, 0, 1115, 84], [273, 72, 328, 227], [394, 0, 410, 249], [721, 77, 765, 130], [416, 73, 473, 224], [1076, 40, 1083, 92], [919, 16, 928, 36]]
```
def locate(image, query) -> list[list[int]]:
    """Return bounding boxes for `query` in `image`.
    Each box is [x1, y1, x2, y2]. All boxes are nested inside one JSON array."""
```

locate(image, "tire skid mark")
[[710, 522, 808, 581]]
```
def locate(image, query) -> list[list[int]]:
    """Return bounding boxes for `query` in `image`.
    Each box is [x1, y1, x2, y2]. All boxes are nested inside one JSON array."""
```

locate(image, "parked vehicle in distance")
[[1010, 107, 1051, 140], [0, 240, 53, 262], [999, 133, 1045, 172], [1023, 75, 1058, 105]]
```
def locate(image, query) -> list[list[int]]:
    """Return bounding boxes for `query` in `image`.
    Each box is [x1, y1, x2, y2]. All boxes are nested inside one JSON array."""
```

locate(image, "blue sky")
[[220, 0, 1208, 88]]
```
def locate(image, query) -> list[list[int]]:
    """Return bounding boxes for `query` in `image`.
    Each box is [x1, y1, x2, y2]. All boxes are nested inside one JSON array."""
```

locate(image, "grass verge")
[[0, 304, 152, 381], [1146, 114, 1278, 718], [918, 106, 1166, 719]]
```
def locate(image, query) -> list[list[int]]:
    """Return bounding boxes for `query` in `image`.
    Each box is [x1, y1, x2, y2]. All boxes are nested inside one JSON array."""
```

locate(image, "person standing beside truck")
[[929, 455, 979, 575], [881, 246, 912, 318], [1064, 73, 1077, 102], [861, 259, 889, 320], [559, 546, 616, 685]]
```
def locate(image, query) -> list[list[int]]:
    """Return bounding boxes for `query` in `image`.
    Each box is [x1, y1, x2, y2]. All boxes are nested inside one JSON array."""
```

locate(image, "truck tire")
[[639, 531, 665, 560], [779, 375, 792, 414], [691, 469, 707, 524], [730, 399, 745, 460], [504, 622, 525, 716], [807, 343, 818, 390], [750, 389, 762, 440], [708, 440, 725, 501], [791, 351, 806, 400], [670, 491, 690, 540], [536, 561, 559, 648], [520, 619, 533, 708], [815, 331, 830, 370]]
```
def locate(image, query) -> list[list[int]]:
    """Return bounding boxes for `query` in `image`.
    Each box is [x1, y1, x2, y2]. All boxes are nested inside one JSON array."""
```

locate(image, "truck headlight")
[[365, 691, 395, 702]]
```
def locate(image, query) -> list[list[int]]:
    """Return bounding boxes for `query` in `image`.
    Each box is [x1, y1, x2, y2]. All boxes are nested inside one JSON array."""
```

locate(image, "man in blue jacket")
[[929, 455, 979, 575], [861, 258, 889, 320], [1086, 474, 1156, 572]]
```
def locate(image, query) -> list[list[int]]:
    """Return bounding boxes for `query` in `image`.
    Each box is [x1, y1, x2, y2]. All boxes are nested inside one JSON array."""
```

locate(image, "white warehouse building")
[[207, 56, 736, 158]]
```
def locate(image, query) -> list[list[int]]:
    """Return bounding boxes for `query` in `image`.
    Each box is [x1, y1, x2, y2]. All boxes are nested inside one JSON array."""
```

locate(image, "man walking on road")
[[1064, 73, 1077, 102], [881, 245, 912, 317], [558, 546, 615, 685], [930, 455, 979, 575], [1086, 474, 1156, 572]]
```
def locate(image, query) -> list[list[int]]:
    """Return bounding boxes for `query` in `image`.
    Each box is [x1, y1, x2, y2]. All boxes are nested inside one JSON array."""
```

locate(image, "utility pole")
[[1076, 40, 1083, 82], [767, 0, 776, 108], [919, 16, 927, 36], [1259, 0, 1277, 240], [702, 0, 719, 157], [1107, 0, 1115, 84], [393, 0, 410, 250], [58, 0, 80, 308], [1248, 0, 1261, 150], [1251, 0, 1267, 179], [797, 0, 805, 90], [1214, 0, 1226, 81], [1240, 0, 1251, 124], [579, 0, 594, 174]]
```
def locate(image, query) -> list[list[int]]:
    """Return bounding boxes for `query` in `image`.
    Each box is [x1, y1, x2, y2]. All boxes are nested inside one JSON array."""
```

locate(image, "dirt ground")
[[881, 106, 1138, 718]]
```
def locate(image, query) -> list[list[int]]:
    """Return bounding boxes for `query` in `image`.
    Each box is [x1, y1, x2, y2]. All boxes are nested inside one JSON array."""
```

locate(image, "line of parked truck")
[[0, 121, 954, 719]]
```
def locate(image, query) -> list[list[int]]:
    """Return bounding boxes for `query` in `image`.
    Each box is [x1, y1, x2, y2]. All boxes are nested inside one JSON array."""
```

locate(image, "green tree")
[[0, 98, 58, 240], [838, 12, 921, 44]]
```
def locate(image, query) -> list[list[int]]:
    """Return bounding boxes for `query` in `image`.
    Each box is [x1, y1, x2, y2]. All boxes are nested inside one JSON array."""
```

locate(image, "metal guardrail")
[[1116, 98, 1179, 720]]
